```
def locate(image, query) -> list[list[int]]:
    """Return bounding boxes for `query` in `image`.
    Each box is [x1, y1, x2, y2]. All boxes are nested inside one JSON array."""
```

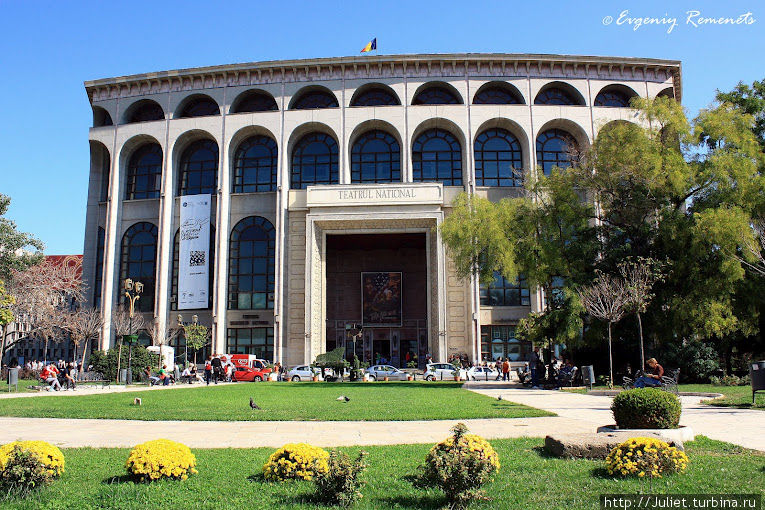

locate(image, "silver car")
[[366, 365, 408, 381], [287, 365, 322, 382]]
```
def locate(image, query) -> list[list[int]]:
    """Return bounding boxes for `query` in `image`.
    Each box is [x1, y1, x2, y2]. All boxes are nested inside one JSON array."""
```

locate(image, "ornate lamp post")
[[123, 278, 143, 385]]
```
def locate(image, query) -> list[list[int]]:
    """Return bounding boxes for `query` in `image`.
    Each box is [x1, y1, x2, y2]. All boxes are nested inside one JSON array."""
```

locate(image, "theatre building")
[[82, 53, 681, 367]]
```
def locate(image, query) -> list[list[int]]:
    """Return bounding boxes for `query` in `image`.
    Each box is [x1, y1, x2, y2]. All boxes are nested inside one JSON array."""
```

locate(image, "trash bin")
[[120, 368, 127, 383], [581, 365, 595, 390], [7, 367, 19, 392], [750, 361, 765, 404]]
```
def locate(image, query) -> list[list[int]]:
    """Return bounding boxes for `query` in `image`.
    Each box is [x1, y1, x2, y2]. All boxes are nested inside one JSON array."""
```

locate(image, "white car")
[[287, 365, 322, 382], [423, 363, 467, 381], [366, 365, 408, 381], [466, 366, 500, 381]]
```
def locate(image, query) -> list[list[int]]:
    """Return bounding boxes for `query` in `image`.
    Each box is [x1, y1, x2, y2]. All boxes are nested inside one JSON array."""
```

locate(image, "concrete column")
[[154, 122, 172, 342], [435, 214, 447, 362], [214, 106, 230, 355], [100, 134, 122, 350], [273, 78, 287, 363]]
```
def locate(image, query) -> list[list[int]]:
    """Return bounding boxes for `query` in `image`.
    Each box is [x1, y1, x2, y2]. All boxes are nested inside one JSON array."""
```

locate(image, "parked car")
[[232, 366, 270, 382], [466, 366, 500, 381], [424, 363, 466, 381], [287, 365, 322, 382], [366, 365, 408, 381]]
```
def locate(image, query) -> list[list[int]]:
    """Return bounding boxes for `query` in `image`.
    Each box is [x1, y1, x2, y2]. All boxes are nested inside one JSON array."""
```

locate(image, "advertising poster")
[[361, 272, 402, 327], [178, 194, 211, 309]]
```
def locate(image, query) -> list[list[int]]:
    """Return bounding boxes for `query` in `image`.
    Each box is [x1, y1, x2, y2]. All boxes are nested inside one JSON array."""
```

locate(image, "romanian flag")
[[360, 38, 377, 53]]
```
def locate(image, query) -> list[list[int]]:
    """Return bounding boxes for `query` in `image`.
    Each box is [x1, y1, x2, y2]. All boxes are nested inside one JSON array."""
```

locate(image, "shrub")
[[710, 374, 751, 386], [418, 423, 500, 510], [606, 437, 688, 478], [90, 346, 159, 381], [125, 439, 197, 482], [612, 388, 681, 429], [263, 443, 329, 482], [313, 450, 368, 507], [0, 441, 65, 479], [659, 339, 719, 383]]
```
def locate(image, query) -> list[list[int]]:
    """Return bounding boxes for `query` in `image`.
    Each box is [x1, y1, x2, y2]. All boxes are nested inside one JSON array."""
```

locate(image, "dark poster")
[[361, 272, 402, 327]]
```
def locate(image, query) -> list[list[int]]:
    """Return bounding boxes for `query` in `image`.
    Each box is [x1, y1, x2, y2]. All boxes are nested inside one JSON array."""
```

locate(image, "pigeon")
[[336, 395, 350, 402], [497, 395, 503, 401], [249, 397, 261, 410]]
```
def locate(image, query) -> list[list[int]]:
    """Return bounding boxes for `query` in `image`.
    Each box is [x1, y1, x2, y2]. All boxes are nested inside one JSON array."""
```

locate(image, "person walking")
[[528, 346, 541, 389], [502, 358, 510, 382], [204, 357, 213, 385], [210, 355, 222, 384]]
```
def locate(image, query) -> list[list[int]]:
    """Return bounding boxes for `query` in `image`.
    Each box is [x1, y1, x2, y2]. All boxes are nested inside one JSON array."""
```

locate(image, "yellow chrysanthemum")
[[0, 441, 65, 478], [262, 443, 329, 481], [605, 437, 688, 479], [125, 439, 197, 482]]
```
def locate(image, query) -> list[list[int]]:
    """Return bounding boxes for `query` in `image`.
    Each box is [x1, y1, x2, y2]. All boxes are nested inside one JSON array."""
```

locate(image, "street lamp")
[[123, 278, 143, 385]]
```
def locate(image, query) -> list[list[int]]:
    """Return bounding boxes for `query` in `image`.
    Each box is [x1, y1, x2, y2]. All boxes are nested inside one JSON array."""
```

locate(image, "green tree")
[[0, 194, 43, 282], [0, 280, 14, 331], [182, 323, 209, 364], [716, 78, 765, 150]]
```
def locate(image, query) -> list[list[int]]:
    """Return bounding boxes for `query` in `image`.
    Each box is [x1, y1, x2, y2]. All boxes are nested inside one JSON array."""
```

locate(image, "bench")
[[77, 371, 110, 388], [659, 368, 680, 394], [556, 366, 579, 387]]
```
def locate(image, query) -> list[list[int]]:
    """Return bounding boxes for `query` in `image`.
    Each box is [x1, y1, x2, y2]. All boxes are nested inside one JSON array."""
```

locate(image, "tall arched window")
[[126, 100, 164, 123], [231, 91, 278, 113], [536, 129, 578, 175], [93, 227, 105, 307], [171, 226, 215, 310], [351, 130, 401, 183], [534, 87, 580, 105], [473, 84, 523, 105], [178, 96, 220, 118], [290, 133, 339, 189], [232, 136, 278, 193], [125, 143, 162, 200], [228, 217, 275, 310], [119, 222, 157, 312], [595, 87, 634, 107], [291, 90, 338, 109], [412, 85, 462, 105], [350, 86, 400, 106], [178, 139, 218, 196], [412, 128, 462, 186], [474, 128, 523, 187]]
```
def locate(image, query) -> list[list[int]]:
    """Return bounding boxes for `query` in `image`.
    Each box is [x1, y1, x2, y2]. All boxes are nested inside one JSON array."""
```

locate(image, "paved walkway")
[[466, 384, 765, 452]]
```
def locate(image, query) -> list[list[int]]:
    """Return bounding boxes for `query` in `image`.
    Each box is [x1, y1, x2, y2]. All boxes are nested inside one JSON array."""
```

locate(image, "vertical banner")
[[178, 194, 211, 310], [361, 272, 403, 326]]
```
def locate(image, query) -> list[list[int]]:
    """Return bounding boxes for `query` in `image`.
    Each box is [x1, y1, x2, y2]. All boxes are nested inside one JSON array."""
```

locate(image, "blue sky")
[[0, 0, 762, 254]]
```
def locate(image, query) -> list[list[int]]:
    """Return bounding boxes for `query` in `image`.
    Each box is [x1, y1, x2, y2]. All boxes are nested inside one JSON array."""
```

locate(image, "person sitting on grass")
[[634, 358, 664, 388], [40, 363, 61, 391]]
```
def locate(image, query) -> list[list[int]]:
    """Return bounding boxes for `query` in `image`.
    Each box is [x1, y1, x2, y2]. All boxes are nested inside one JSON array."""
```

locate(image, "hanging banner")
[[361, 272, 402, 327], [178, 194, 211, 310]]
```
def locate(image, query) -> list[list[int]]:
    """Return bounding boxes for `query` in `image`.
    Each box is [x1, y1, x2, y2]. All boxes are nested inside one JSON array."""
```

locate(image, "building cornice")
[[85, 53, 682, 103]]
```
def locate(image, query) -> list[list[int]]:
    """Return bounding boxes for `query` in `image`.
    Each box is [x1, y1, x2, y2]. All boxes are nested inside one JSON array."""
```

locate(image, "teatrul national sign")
[[178, 194, 211, 310]]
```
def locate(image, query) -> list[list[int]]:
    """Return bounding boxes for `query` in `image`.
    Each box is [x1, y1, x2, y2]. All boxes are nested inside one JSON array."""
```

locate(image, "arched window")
[[412, 128, 462, 186], [536, 129, 578, 175], [350, 86, 400, 106], [171, 226, 215, 310], [290, 133, 339, 189], [412, 85, 462, 105], [179, 96, 220, 118], [93, 227, 105, 307], [534, 87, 580, 106], [178, 139, 218, 196], [125, 144, 162, 200], [228, 217, 275, 310], [474, 128, 523, 187], [291, 90, 338, 110], [351, 130, 401, 183], [233, 136, 278, 193], [473, 84, 523, 105], [126, 100, 165, 123], [93, 107, 113, 127], [480, 271, 530, 306], [657, 87, 675, 99], [231, 91, 278, 113], [595, 87, 634, 107], [119, 222, 157, 313]]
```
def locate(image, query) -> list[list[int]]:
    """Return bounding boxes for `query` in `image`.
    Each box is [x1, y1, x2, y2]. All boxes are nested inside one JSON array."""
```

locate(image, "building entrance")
[[325, 233, 428, 368]]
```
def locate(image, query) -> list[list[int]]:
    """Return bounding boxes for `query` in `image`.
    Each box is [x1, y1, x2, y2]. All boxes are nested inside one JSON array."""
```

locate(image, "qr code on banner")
[[189, 251, 206, 266]]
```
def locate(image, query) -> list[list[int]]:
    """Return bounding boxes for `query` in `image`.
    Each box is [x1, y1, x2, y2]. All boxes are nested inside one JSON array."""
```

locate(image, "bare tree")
[[147, 317, 179, 369], [64, 308, 103, 371], [578, 274, 630, 388], [111, 306, 146, 382], [619, 257, 664, 371]]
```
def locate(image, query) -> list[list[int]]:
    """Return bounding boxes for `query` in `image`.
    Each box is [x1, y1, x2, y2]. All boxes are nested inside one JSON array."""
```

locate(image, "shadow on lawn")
[[101, 474, 135, 485], [531, 446, 557, 459]]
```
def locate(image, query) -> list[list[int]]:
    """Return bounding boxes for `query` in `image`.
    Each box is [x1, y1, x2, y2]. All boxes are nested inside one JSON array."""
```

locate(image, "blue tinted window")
[[290, 133, 338, 189], [228, 217, 275, 310], [233, 136, 277, 193], [412, 129, 462, 186], [536, 129, 578, 175], [474, 128, 523, 187], [119, 222, 157, 312], [351, 130, 401, 183]]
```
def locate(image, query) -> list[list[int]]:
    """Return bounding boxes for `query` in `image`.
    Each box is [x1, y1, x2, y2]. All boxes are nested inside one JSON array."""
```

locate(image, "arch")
[[350, 129, 401, 183], [535, 127, 580, 176], [230, 89, 278, 114], [534, 81, 586, 106], [125, 143, 163, 200], [119, 222, 158, 313], [90, 140, 111, 202], [657, 87, 675, 100], [290, 130, 339, 189], [474, 127, 523, 187], [289, 86, 339, 110], [412, 126, 463, 186], [171, 225, 215, 310], [594, 84, 639, 107], [473, 81, 525, 105], [176, 94, 220, 118], [349, 83, 401, 106], [232, 135, 278, 192], [228, 216, 275, 310], [412, 81, 463, 105], [123, 99, 165, 124], [92, 106, 113, 127], [177, 138, 219, 196]]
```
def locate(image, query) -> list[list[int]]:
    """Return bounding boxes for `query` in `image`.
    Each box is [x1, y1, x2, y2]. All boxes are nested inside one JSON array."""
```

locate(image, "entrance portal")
[[325, 233, 428, 367]]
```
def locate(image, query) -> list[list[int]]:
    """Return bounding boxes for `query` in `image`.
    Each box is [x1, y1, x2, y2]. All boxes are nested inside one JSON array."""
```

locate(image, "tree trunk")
[[79, 339, 88, 372], [116, 340, 123, 383], [637, 312, 645, 371], [43, 336, 49, 364], [608, 322, 614, 389], [0, 324, 7, 365]]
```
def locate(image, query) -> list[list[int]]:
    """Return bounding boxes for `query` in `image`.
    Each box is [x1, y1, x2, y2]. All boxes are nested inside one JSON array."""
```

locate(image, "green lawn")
[[577, 384, 765, 410], [2, 437, 763, 509], [0, 382, 552, 421], [0, 379, 40, 392]]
